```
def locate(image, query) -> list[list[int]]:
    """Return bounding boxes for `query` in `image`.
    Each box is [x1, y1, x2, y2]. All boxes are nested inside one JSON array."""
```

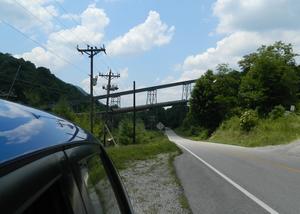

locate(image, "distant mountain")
[[0, 52, 90, 111], [75, 85, 89, 96]]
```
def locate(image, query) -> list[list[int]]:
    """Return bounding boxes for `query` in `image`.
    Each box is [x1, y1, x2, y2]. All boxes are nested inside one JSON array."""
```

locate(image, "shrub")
[[239, 110, 258, 132], [118, 119, 133, 145], [52, 97, 75, 121], [117, 119, 147, 145], [269, 105, 285, 120], [295, 103, 300, 114]]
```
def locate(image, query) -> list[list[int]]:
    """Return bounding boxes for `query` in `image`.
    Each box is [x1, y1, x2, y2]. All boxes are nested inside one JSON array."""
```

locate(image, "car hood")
[[0, 99, 89, 164]]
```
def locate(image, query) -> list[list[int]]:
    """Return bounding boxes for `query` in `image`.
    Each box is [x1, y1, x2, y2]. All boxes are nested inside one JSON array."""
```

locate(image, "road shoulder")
[[174, 149, 268, 214]]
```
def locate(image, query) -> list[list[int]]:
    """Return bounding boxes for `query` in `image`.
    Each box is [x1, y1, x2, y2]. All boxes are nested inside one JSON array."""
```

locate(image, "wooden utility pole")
[[133, 81, 136, 144], [7, 64, 21, 99], [99, 69, 120, 145], [77, 45, 106, 133]]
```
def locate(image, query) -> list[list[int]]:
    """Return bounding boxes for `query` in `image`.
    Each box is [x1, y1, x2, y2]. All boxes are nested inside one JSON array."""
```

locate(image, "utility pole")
[[7, 64, 21, 99], [99, 69, 120, 146], [133, 81, 136, 144], [77, 45, 106, 133]]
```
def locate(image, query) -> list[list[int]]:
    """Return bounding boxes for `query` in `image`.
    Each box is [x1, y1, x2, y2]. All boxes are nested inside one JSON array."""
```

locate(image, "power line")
[[13, 0, 94, 75], [54, 0, 82, 27], [99, 69, 120, 146], [53, 0, 100, 47], [41, 3, 89, 47], [12, 0, 115, 77], [0, 72, 69, 94], [13, 0, 85, 52], [8, 0, 120, 97], [1, 20, 86, 75], [53, 0, 121, 72], [77, 45, 106, 133]]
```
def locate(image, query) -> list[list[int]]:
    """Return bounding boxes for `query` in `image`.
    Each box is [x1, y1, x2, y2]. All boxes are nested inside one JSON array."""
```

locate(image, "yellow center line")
[[226, 150, 300, 174]]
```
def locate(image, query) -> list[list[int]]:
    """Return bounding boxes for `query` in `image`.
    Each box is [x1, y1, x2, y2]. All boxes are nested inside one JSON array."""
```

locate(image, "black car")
[[0, 99, 133, 214]]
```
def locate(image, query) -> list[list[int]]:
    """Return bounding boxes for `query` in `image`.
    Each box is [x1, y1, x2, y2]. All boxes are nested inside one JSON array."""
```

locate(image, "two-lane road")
[[166, 130, 300, 214]]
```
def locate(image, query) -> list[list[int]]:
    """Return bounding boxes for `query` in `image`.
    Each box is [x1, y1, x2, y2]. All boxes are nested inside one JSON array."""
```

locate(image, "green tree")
[[239, 41, 299, 114], [0, 52, 91, 110], [52, 97, 75, 120], [164, 104, 189, 128], [239, 41, 297, 73], [73, 113, 103, 140], [189, 66, 241, 132], [118, 118, 146, 145]]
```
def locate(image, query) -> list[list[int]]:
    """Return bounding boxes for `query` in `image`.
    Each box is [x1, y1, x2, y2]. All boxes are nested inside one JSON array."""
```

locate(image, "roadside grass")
[[167, 152, 192, 213], [106, 131, 180, 170], [175, 127, 208, 141], [107, 130, 191, 212], [210, 114, 300, 147]]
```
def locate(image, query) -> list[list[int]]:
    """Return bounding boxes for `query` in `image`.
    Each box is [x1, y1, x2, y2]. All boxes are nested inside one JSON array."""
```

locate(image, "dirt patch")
[[120, 153, 191, 214]]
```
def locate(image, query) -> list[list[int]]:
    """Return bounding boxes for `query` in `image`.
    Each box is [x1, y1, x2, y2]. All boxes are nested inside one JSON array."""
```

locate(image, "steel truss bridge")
[[94, 79, 197, 114]]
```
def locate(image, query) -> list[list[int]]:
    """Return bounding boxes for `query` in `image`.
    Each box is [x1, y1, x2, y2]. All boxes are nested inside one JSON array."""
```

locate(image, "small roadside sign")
[[156, 122, 165, 131]]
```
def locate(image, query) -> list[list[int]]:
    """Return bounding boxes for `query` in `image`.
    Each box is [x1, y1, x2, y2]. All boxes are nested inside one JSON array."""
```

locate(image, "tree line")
[[0, 53, 91, 111], [182, 41, 300, 135]]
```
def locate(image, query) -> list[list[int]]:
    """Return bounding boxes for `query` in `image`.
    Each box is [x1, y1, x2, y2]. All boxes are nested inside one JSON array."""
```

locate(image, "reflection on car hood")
[[0, 99, 90, 164]]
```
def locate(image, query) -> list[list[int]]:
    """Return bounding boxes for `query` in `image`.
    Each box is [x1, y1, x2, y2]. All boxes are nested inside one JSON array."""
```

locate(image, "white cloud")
[[0, 0, 59, 33], [214, 0, 300, 34], [20, 47, 65, 71], [17, 4, 109, 72], [107, 11, 175, 56], [61, 13, 80, 22], [0, 101, 31, 119], [178, 0, 300, 80], [0, 119, 44, 144]]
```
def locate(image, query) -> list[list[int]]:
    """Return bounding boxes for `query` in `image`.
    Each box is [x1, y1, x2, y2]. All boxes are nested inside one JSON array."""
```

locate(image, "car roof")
[[0, 99, 93, 165]]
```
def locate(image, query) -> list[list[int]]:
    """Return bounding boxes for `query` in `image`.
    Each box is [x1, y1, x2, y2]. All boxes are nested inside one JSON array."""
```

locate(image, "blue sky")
[[1, 0, 300, 106]]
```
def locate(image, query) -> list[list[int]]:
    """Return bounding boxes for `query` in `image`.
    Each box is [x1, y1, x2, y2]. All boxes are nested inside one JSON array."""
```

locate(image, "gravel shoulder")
[[119, 152, 191, 214]]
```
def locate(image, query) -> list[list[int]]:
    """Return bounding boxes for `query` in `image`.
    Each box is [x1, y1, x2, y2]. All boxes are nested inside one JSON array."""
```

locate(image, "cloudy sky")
[[1, 0, 300, 106]]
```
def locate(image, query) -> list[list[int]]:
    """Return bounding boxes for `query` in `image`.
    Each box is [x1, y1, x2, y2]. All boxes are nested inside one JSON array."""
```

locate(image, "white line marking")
[[174, 142, 279, 214]]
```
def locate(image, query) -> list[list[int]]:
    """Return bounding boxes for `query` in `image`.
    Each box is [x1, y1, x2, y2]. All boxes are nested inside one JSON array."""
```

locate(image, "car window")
[[23, 179, 72, 214], [80, 155, 121, 214]]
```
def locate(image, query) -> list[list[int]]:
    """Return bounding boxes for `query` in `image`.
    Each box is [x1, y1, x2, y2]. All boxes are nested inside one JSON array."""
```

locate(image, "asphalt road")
[[166, 130, 300, 214]]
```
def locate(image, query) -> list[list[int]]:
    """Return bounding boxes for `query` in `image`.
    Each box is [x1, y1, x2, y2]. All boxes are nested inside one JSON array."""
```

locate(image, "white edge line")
[[174, 141, 279, 214]]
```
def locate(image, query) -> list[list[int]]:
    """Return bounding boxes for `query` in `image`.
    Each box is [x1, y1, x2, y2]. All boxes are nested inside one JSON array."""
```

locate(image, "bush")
[[117, 119, 147, 145], [118, 119, 133, 145], [269, 105, 285, 120], [295, 103, 300, 114], [239, 110, 258, 132], [52, 97, 75, 121]]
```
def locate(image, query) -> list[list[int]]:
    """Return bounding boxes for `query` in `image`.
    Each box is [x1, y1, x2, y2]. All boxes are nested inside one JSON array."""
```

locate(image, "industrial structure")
[[94, 79, 197, 113]]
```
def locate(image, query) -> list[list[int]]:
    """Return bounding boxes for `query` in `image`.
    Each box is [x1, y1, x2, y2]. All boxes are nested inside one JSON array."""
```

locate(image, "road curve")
[[166, 129, 300, 214]]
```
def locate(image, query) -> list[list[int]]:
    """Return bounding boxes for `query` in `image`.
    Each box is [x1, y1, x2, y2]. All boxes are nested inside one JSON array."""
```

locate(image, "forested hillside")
[[179, 41, 300, 146], [0, 52, 89, 110]]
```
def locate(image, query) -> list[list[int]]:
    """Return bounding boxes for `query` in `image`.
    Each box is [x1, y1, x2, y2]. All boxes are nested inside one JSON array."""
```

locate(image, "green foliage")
[[163, 104, 189, 128], [211, 114, 300, 147], [176, 126, 209, 141], [239, 41, 299, 113], [189, 66, 241, 132], [51, 98, 103, 140], [73, 114, 103, 140], [184, 41, 300, 141], [239, 41, 298, 72], [269, 105, 285, 120], [239, 110, 258, 132], [118, 119, 133, 145], [52, 97, 75, 121], [117, 118, 147, 145], [107, 131, 180, 170], [295, 102, 300, 114], [0, 52, 91, 110]]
